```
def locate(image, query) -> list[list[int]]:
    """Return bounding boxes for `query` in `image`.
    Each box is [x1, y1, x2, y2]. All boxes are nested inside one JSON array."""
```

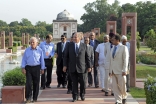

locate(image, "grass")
[[130, 87, 146, 98], [136, 64, 156, 78], [137, 46, 154, 54]]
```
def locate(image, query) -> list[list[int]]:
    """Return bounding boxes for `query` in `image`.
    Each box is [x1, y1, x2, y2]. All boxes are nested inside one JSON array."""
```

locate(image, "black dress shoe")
[[127, 89, 130, 92], [57, 84, 60, 88], [62, 85, 66, 88], [46, 85, 51, 88], [105, 92, 108, 96], [80, 95, 85, 101], [72, 99, 77, 102], [32, 100, 37, 102], [95, 85, 99, 88], [25, 99, 31, 103], [122, 99, 126, 104], [115, 102, 122, 104], [40, 87, 45, 90], [67, 90, 72, 94], [111, 93, 114, 96]]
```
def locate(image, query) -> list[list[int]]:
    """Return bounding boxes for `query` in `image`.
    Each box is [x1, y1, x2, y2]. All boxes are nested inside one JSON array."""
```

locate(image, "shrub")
[[8, 46, 17, 53], [23, 44, 29, 48], [2, 67, 26, 86], [17, 41, 21, 46], [13, 42, 18, 47], [144, 75, 156, 104], [137, 54, 156, 64]]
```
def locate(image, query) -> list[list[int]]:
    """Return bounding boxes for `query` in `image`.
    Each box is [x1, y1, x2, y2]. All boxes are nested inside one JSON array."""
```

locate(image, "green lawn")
[[136, 64, 156, 78], [130, 87, 146, 98], [137, 46, 154, 54]]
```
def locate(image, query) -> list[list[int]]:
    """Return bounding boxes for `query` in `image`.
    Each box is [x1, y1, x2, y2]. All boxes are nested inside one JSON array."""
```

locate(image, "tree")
[[0, 20, 8, 27], [35, 21, 47, 27], [19, 18, 33, 26], [9, 21, 19, 27]]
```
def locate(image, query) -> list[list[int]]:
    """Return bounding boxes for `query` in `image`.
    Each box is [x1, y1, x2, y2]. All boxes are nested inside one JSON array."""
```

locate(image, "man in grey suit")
[[84, 37, 94, 87], [63, 32, 92, 102], [89, 32, 100, 88]]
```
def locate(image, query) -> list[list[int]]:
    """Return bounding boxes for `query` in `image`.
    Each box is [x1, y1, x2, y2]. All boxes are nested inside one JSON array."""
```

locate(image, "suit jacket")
[[109, 44, 129, 74], [56, 42, 69, 65], [87, 45, 94, 67], [89, 39, 100, 51], [63, 42, 91, 73], [104, 42, 112, 70]]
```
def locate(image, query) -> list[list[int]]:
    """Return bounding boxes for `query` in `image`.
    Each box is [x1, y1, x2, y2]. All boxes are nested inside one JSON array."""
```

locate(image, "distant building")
[[53, 10, 77, 39]]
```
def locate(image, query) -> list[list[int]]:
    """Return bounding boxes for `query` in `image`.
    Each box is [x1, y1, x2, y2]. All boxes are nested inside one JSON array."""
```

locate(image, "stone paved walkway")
[[35, 68, 146, 104]]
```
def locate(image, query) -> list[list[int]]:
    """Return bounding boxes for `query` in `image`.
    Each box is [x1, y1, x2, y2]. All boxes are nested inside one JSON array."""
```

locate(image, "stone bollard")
[[2, 86, 25, 103]]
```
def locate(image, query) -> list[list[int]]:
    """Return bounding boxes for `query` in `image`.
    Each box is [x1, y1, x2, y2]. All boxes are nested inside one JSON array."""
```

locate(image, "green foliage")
[[23, 44, 29, 48], [2, 67, 26, 86], [144, 75, 156, 104], [136, 32, 141, 51], [145, 29, 156, 52], [96, 33, 106, 43], [8, 46, 17, 53], [137, 54, 156, 65], [13, 42, 18, 47]]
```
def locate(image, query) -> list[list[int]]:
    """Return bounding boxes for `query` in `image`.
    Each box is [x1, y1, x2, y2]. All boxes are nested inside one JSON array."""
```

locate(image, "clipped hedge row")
[[144, 75, 156, 104], [137, 54, 156, 64], [13, 41, 21, 46], [8, 46, 17, 53], [2, 67, 26, 86]]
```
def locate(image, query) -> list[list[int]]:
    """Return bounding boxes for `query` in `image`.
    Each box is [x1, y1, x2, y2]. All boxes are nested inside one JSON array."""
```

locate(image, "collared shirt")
[[95, 43, 106, 65], [75, 42, 80, 51], [21, 46, 45, 70], [90, 40, 94, 47], [39, 41, 55, 59]]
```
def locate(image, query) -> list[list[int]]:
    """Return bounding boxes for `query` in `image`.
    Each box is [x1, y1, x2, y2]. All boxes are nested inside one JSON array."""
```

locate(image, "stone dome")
[[56, 10, 74, 20]]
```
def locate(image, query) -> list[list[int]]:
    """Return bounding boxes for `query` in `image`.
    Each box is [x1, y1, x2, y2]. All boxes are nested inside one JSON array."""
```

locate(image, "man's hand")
[[55, 53, 58, 58], [88, 68, 91, 72], [49, 56, 52, 59], [122, 72, 126, 76], [40, 70, 44, 74], [109, 73, 112, 77], [63, 66, 67, 72], [95, 62, 99, 67], [22, 69, 26, 74]]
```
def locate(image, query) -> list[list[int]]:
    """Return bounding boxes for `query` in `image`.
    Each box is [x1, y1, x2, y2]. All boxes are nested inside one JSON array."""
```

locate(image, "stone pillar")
[[1, 31, 5, 49], [9, 32, 13, 47], [122, 13, 137, 87], [25, 33, 29, 45], [22, 33, 25, 45], [106, 21, 116, 35]]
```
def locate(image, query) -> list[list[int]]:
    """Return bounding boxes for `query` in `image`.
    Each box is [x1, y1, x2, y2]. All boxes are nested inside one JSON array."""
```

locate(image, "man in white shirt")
[[95, 35, 109, 91], [121, 35, 130, 92]]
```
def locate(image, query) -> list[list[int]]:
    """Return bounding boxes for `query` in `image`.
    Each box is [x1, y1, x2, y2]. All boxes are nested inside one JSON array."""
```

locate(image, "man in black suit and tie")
[[56, 34, 68, 88], [89, 32, 100, 88], [63, 32, 91, 102]]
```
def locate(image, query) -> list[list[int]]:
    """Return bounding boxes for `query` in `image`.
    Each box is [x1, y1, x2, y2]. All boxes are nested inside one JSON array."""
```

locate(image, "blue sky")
[[0, 0, 152, 25]]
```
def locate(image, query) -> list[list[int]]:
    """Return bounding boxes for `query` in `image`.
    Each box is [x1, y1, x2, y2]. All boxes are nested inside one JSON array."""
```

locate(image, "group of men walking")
[[21, 32, 130, 104]]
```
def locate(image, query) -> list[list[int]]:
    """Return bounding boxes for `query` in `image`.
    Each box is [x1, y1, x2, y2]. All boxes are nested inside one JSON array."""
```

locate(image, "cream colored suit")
[[104, 42, 112, 92], [109, 44, 129, 103]]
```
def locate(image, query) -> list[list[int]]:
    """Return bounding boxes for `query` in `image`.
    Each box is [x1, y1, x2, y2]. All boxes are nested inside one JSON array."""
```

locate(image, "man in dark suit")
[[89, 32, 100, 88], [56, 34, 68, 88], [63, 32, 91, 102], [84, 37, 94, 87]]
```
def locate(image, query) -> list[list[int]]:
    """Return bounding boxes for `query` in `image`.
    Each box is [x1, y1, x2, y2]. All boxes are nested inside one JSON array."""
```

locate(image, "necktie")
[[76, 44, 79, 55], [90, 40, 94, 47], [61, 43, 64, 52], [112, 46, 117, 58]]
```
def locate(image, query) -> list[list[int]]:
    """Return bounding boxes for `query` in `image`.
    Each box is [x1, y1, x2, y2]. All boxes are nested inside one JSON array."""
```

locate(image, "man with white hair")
[[21, 37, 45, 103], [121, 35, 130, 92], [95, 35, 109, 91]]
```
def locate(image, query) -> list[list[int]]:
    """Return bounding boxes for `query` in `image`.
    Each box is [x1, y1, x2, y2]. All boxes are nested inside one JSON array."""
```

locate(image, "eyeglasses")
[[61, 38, 65, 40]]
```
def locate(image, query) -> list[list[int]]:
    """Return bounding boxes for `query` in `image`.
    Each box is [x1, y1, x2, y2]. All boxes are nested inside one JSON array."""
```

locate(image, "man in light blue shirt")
[[21, 37, 45, 103], [39, 34, 55, 89]]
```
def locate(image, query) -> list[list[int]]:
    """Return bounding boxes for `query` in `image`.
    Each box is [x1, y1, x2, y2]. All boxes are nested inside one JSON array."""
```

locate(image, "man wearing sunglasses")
[[56, 34, 68, 88]]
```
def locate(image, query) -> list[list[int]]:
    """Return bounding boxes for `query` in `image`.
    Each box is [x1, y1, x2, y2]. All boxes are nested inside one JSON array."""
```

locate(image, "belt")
[[26, 65, 40, 67]]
